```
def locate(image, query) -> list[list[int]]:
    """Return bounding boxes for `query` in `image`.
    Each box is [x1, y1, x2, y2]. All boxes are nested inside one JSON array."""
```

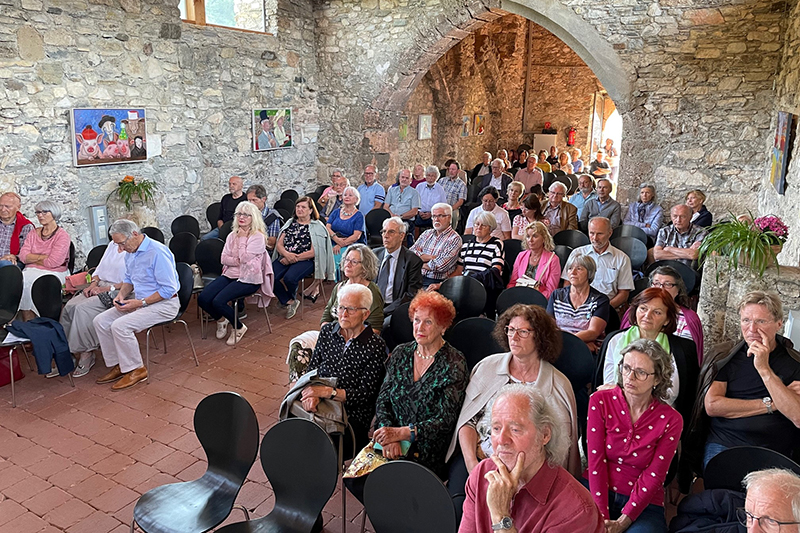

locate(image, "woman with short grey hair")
[[457, 211, 504, 316], [320, 243, 385, 333], [623, 181, 663, 239]]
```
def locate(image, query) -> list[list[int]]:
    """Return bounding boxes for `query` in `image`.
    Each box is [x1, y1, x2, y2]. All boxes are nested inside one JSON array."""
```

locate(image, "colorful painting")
[[398, 115, 409, 142], [418, 114, 432, 140], [70, 108, 147, 167], [253, 108, 293, 151], [770, 111, 796, 195], [474, 114, 485, 136], [460, 115, 470, 137]]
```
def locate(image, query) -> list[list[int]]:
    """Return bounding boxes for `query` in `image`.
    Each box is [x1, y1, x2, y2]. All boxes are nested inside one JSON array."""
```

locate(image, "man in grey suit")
[[375, 216, 424, 318]]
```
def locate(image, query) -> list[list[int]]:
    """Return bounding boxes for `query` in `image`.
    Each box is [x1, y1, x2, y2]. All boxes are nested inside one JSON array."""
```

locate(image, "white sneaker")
[[73, 353, 96, 378], [215, 319, 229, 339], [226, 324, 248, 346], [286, 299, 301, 320]]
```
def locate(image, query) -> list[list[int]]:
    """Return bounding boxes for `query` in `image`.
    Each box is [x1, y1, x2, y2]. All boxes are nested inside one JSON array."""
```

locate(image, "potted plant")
[[108, 175, 158, 211], [698, 213, 789, 277]]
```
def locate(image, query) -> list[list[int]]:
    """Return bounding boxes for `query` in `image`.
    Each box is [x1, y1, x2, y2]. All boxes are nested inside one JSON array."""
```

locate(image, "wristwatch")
[[492, 517, 513, 530], [330, 388, 338, 400], [763, 396, 773, 414], [140, 299, 148, 308]]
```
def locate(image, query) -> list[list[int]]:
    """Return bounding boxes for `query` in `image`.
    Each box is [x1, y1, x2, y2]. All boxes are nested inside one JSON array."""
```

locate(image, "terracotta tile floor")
[[0, 293, 375, 532]]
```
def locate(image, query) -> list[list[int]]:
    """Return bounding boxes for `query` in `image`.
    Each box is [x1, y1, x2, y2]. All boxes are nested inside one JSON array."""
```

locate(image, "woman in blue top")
[[326, 186, 366, 279]]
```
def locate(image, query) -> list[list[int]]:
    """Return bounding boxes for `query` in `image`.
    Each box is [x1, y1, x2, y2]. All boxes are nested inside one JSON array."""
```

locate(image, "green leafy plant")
[[698, 212, 787, 278], [107, 175, 158, 211]]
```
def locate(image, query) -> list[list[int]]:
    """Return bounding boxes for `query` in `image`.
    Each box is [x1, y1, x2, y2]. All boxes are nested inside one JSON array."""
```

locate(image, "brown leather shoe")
[[96, 365, 123, 384], [111, 367, 148, 391]]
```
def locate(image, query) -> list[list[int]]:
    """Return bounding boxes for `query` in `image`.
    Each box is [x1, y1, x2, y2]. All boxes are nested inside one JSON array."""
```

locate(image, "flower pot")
[[739, 244, 783, 268]]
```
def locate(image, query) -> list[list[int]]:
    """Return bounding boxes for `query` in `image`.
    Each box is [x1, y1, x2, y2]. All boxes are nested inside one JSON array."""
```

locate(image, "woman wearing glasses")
[[325, 185, 366, 280], [198, 201, 273, 345], [445, 304, 579, 519], [587, 339, 682, 533], [320, 244, 384, 334]]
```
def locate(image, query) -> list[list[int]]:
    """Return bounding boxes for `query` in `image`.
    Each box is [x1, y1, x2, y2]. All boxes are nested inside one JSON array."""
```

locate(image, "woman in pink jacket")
[[507, 220, 561, 298]]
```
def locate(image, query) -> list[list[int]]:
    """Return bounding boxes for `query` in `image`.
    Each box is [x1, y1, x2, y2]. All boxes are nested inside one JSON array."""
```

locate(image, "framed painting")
[[418, 114, 432, 140], [474, 114, 485, 136], [398, 115, 409, 142], [70, 108, 147, 167], [253, 108, 293, 151], [460, 115, 470, 137], [770, 110, 796, 195]]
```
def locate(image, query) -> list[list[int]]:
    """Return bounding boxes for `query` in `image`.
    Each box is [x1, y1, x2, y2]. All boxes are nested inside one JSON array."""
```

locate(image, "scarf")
[[10, 211, 33, 255], [619, 326, 670, 356], [638, 202, 649, 223]]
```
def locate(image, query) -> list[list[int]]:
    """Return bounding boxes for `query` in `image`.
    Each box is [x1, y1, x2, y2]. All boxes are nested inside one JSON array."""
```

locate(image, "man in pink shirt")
[[514, 153, 544, 193], [460, 385, 604, 533]]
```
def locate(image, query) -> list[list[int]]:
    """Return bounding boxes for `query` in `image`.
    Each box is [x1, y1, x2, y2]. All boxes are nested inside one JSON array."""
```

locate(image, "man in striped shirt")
[[438, 161, 467, 230], [410, 203, 462, 288]]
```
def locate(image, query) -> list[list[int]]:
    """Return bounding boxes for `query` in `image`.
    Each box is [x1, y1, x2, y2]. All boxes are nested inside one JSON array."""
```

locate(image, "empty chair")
[[387, 301, 414, 349], [141, 227, 165, 244], [502, 238, 523, 274], [219, 219, 234, 241], [612, 224, 649, 247], [131, 392, 259, 532], [496, 286, 548, 315], [206, 202, 222, 229], [445, 317, 502, 371], [704, 446, 800, 490], [169, 231, 198, 265], [611, 236, 647, 271], [553, 229, 589, 248], [365, 208, 390, 248], [438, 276, 486, 321], [274, 198, 296, 213], [553, 245, 573, 275], [171, 214, 201, 239], [554, 331, 594, 440], [280, 189, 300, 203], [645, 260, 697, 294], [194, 238, 225, 285], [84, 244, 107, 272]]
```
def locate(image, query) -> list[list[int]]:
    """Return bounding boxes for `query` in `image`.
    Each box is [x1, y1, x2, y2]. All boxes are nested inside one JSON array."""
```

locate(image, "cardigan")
[[221, 232, 267, 284], [506, 249, 561, 298], [273, 218, 336, 281]]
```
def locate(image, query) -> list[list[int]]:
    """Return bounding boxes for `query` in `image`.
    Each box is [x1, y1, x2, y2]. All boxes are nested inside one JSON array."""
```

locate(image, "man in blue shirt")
[[415, 165, 446, 231], [569, 174, 597, 214], [357, 165, 386, 216], [94, 219, 180, 390], [622, 182, 663, 239], [579, 178, 621, 228], [384, 168, 420, 244], [246, 184, 283, 251]]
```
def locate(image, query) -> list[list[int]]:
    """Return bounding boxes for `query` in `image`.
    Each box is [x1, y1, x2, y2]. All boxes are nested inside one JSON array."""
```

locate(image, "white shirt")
[[563, 244, 635, 300], [465, 205, 512, 240], [93, 242, 127, 284]]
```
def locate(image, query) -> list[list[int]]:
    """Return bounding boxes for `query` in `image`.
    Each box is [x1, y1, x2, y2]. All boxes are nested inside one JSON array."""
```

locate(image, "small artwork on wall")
[[253, 108, 293, 151], [399, 115, 409, 142], [474, 114, 485, 136], [770, 110, 796, 195], [418, 115, 432, 140], [70, 108, 147, 167], [460, 116, 470, 137]]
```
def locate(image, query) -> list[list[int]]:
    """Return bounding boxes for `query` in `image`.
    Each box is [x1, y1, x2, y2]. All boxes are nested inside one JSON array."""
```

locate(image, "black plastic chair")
[[461, 234, 476, 244], [630, 277, 650, 301], [612, 224, 649, 247], [611, 236, 647, 271], [280, 189, 299, 203], [445, 317, 501, 371], [276, 208, 291, 224], [438, 276, 486, 321], [131, 392, 259, 532], [206, 202, 222, 229], [704, 446, 800, 490], [171, 214, 201, 239], [169, 232, 198, 265], [554, 245, 573, 275], [553, 229, 589, 248], [645, 260, 698, 294], [84, 244, 107, 272], [195, 238, 225, 285], [365, 209, 391, 248], [388, 301, 414, 347], [306, 192, 321, 205], [314, 184, 329, 197], [144, 263, 199, 379], [219, 220, 234, 241], [32, 274, 64, 321], [502, 238, 523, 275], [566, 174, 579, 195], [274, 198, 296, 213], [554, 331, 594, 445], [67, 242, 76, 273], [216, 418, 339, 533], [363, 460, 456, 533], [141, 227, 165, 244], [495, 286, 548, 315]]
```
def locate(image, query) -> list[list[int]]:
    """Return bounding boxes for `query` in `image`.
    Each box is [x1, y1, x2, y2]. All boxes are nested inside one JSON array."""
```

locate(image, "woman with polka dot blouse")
[[587, 339, 682, 533]]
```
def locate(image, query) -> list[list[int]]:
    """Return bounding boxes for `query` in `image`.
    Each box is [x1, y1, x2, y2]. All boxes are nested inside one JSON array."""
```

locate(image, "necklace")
[[415, 348, 435, 359], [341, 207, 357, 217]]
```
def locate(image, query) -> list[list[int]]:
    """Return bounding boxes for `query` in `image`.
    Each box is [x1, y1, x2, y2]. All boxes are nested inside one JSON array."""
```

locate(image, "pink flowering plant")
[[753, 215, 789, 245], [699, 212, 788, 278]]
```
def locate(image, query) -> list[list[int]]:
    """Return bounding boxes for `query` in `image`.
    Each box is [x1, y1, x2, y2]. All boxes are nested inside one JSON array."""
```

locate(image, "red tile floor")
[[0, 292, 375, 532]]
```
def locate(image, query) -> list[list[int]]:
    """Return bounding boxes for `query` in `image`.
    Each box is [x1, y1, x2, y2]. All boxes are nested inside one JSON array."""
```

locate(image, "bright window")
[[181, 0, 276, 34]]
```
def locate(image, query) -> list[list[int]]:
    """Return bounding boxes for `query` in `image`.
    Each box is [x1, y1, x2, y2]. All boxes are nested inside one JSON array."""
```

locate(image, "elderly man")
[[93, 220, 180, 390], [246, 184, 283, 251], [439, 160, 467, 230], [480, 159, 513, 199], [470, 152, 493, 182], [580, 178, 621, 228], [541, 181, 578, 236], [564, 217, 633, 309], [652, 204, 706, 266], [622, 182, 663, 239], [460, 385, 604, 533], [384, 168, 420, 244], [318, 170, 349, 218], [410, 203, 462, 288], [0, 191, 34, 268], [740, 469, 800, 532], [569, 174, 597, 214], [357, 165, 385, 216], [697, 291, 800, 467], [589, 151, 611, 179], [202, 176, 247, 240], [514, 153, 544, 193], [415, 165, 447, 231], [375, 217, 423, 317], [466, 186, 512, 240]]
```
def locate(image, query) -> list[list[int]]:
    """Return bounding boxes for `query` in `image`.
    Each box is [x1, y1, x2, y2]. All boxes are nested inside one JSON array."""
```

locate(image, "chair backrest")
[[169, 232, 198, 264], [31, 274, 63, 321], [364, 460, 457, 533], [274, 198, 296, 213], [438, 276, 486, 321], [612, 224, 648, 247], [502, 239, 523, 274], [68, 242, 76, 273], [219, 220, 234, 241], [645, 260, 697, 294], [365, 208, 391, 235], [630, 277, 649, 301], [611, 236, 647, 271], [280, 189, 300, 203], [495, 286, 548, 315], [553, 229, 590, 248], [0, 265, 23, 326], [566, 174, 579, 195], [259, 418, 339, 530], [306, 191, 321, 205], [85, 244, 107, 271], [206, 202, 222, 228], [276, 208, 291, 224], [554, 331, 594, 429], [389, 302, 414, 349], [171, 215, 201, 239], [704, 446, 800, 491], [141, 226, 165, 244], [445, 317, 502, 371], [175, 263, 194, 317], [195, 238, 225, 277], [461, 234, 476, 244], [553, 245, 573, 275], [314, 184, 329, 197]]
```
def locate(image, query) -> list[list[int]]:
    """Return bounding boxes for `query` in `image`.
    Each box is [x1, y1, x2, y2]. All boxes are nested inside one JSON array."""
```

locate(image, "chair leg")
[[233, 301, 239, 345], [161, 325, 168, 353], [177, 320, 199, 367], [300, 278, 305, 319], [145, 328, 152, 384], [21, 343, 33, 372], [149, 330, 159, 350], [68, 373, 75, 388], [130, 518, 136, 533], [263, 306, 272, 334], [10, 346, 16, 408], [233, 504, 250, 521]]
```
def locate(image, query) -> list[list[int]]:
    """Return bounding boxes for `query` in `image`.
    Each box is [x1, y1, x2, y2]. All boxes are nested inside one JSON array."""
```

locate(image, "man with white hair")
[[480, 159, 512, 199], [318, 170, 349, 219], [740, 469, 800, 532], [415, 165, 447, 232], [374, 217, 423, 316], [411, 203, 462, 288], [541, 181, 578, 235], [357, 165, 385, 216], [459, 385, 604, 533], [0, 191, 34, 268], [470, 152, 492, 182], [622, 183, 663, 239], [579, 178, 621, 229]]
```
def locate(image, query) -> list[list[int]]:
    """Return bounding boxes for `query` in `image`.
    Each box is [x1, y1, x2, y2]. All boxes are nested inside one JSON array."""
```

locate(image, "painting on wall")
[[398, 115, 409, 142], [418, 114, 432, 140], [460, 116, 470, 137], [474, 114, 485, 136], [70, 108, 147, 167], [253, 108, 293, 151], [770, 111, 796, 195]]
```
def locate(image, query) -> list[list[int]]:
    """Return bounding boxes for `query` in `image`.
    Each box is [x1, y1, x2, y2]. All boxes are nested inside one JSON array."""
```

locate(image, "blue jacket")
[[7, 318, 74, 376]]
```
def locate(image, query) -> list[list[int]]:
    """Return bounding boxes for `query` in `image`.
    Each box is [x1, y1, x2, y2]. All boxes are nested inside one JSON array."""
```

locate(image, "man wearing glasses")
[[357, 165, 385, 217], [374, 217, 423, 317], [579, 178, 621, 229], [0, 191, 34, 268], [540, 181, 578, 236], [738, 469, 800, 533], [410, 203, 462, 289]]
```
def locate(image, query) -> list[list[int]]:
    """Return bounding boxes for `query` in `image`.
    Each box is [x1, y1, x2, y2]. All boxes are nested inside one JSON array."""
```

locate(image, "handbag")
[[287, 393, 349, 435], [0, 346, 25, 387], [343, 442, 388, 479], [516, 252, 556, 290], [65, 272, 92, 294], [190, 264, 204, 290]]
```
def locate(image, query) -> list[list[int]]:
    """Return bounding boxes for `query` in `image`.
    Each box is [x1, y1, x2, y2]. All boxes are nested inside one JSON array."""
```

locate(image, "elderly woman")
[[325, 185, 366, 278], [273, 196, 335, 320], [622, 183, 663, 239], [446, 305, 580, 507], [556, 151, 572, 173], [501, 180, 524, 222], [686, 189, 712, 227], [19, 200, 72, 321], [537, 150, 552, 173], [547, 253, 609, 352], [321, 244, 384, 333], [200, 201, 273, 345], [621, 266, 704, 365], [571, 148, 584, 173], [300, 283, 387, 450], [511, 193, 544, 240], [587, 339, 682, 533], [508, 221, 561, 298]]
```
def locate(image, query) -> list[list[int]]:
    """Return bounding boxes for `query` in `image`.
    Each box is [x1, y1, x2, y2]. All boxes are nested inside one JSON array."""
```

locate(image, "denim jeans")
[[703, 442, 729, 470], [201, 227, 220, 241], [272, 258, 314, 305], [0, 259, 19, 269], [580, 479, 667, 533], [197, 275, 259, 329]]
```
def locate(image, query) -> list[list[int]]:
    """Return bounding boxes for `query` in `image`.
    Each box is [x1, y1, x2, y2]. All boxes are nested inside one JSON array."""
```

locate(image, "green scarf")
[[618, 326, 670, 358]]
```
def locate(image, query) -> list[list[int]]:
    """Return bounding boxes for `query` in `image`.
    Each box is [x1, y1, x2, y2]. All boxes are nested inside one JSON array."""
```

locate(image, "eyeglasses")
[[380, 230, 401, 236], [504, 326, 533, 339], [737, 508, 800, 532], [620, 363, 656, 381], [740, 318, 775, 327], [235, 213, 252, 218], [431, 214, 450, 219], [34, 210, 51, 215], [651, 281, 677, 289], [343, 258, 362, 265], [337, 305, 367, 315]]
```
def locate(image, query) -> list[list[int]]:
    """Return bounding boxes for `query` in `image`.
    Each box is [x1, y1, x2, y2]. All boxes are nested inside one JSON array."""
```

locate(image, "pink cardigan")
[[221, 232, 275, 308], [20, 226, 71, 272], [506, 249, 561, 298]]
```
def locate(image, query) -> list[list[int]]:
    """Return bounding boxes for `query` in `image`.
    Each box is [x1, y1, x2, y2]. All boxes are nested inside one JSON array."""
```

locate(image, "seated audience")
[[410, 203, 462, 288], [19, 200, 72, 321], [460, 385, 604, 533], [375, 217, 423, 317], [739, 469, 800, 531], [502, 181, 524, 222], [686, 189, 712, 227], [199, 201, 272, 345], [498, 149, 512, 171], [556, 151, 572, 173], [514, 153, 544, 193], [589, 150, 611, 179], [580, 178, 621, 229], [622, 182, 663, 239], [511, 150, 528, 170], [300, 283, 387, 450], [547, 146, 559, 166], [246, 184, 283, 252], [512, 194, 544, 240], [569, 174, 597, 214], [537, 150, 552, 173], [588, 339, 683, 533], [384, 168, 420, 242], [541, 181, 578, 236], [547, 253, 609, 352], [0, 191, 33, 268], [357, 165, 385, 216], [317, 170, 348, 219], [479, 159, 513, 199], [202, 175, 247, 240], [571, 149, 584, 173], [447, 212, 504, 314], [470, 152, 492, 182], [652, 204, 706, 267], [465, 186, 512, 241], [321, 244, 384, 333], [410, 163, 426, 188], [508, 221, 560, 299], [326, 185, 366, 274], [439, 160, 467, 230], [273, 196, 335, 319], [415, 165, 447, 231]]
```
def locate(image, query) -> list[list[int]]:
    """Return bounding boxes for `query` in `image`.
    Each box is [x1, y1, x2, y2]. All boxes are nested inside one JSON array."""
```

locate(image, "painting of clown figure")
[[71, 108, 147, 166], [253, 108, 293, 151]]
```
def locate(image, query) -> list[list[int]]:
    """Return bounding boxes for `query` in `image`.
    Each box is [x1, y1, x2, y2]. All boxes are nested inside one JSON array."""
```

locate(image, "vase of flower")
[[699, 213, 789, 278]]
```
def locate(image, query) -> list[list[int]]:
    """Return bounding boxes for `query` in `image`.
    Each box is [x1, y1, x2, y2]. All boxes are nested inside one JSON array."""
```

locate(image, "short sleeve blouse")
[[283, 220, 312, 254], [328, 209, 366, 243]]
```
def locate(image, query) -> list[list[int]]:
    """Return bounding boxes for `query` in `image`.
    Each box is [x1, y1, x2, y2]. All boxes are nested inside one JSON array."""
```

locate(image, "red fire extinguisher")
[[567, 127, 576, 147]]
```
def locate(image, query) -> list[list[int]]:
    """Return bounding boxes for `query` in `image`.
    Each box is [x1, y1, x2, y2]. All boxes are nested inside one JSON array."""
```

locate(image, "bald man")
[[0, 192, 34, 268], [652, 204, 707, 267], [201, 176, 247, 241]]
